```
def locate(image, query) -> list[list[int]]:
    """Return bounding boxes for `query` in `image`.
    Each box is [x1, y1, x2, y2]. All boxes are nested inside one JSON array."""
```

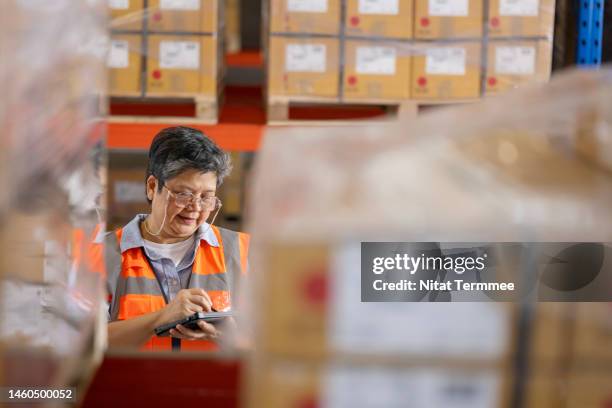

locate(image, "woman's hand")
[[156, 288, 212, 325]]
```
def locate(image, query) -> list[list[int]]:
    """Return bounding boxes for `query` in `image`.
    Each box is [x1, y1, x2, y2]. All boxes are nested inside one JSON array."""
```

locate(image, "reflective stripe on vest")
[[105, 225, 249, 351]]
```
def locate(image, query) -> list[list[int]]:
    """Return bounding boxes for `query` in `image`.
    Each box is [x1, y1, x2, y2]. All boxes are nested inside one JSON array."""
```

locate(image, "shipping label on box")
[[160, 0, 200, 10], [359, 0, 400, 14], [109, 0, 129, 10], [425, 47, 466, 75], [287, 0, 328, 12], [108, 34, 142, 96], [412, 42, 480, 99], [269, 0, 341, 34], [345, 0, 413, 38], [258, 242, 511, 360], [108, 40, 130, 69], [485, 40, 551, 95], [495, 46, 536, 75], [146, 34, 218, 96], [488, 0, 555, 37], [109, 0, 144, 30], [268, 36, 340, 99], [285, 44, 327, 72], [343, 40, 411, 101], [159, 41, 200, 69], [429, 0, 469, 16], [415, 0, 482, 38], [148, 0, 217, 33], [499, 0, 539, 15]]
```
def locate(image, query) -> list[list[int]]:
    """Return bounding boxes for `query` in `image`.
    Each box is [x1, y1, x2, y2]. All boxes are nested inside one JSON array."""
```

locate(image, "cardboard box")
[[267, 36, 340, 99], [566, 370, 612, 407], [572, 303, 612, 363], [146, 34, 219, 97], [411, 41, 481, 100], [524, 369, 566, 408], [344, 0, 413, 39], [342, 39, 411, 101], [249, 359, 510, 408], [268, 0, 341, 35], [108, 168, 149, 223], [257, 243, 512, 360], [108, 34, 143, 97], [487, 0, 556, 38], [414, 0, 483, 38], [225, 0, 241, 52], [485, 40, 552, 95], [147, 0, 219, 33], [109, 0, 144, 31]]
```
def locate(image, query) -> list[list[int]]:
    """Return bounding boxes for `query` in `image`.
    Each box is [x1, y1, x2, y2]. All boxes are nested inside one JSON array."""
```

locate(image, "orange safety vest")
[[105, 225, 249, 351]]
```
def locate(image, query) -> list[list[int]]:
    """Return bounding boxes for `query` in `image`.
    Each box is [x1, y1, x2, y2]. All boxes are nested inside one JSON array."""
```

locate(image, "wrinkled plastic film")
[[244, 68, 612, 407], [0, 0, 107, 390]]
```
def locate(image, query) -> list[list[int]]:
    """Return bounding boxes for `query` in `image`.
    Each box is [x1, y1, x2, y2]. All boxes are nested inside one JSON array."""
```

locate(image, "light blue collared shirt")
[[119, 214, 219, 302]]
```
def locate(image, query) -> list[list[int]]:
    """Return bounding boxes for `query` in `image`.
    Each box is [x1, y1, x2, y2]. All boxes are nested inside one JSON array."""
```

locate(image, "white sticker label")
[[358, 0, 400, 14], [499, 0, 539, 16], [429, 0, 469, 16], [159, 41, 200, 69], [495, 46, 536, 75], [287, 0, 328, 12], [356, 46, 397, 75], [114, 181, 145, 203], [426, 47, 466, 75], [108, 0, 129, 9], [330, 244, 510, 358], [160, 0, 199, 10], [323, 366, 501, 408], [107, 40, 129, 68], [285, 44, 327, 73]]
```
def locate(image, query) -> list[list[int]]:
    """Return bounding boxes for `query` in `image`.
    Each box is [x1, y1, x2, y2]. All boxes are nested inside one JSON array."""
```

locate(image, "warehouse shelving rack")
[[576, 0, 605, 65]]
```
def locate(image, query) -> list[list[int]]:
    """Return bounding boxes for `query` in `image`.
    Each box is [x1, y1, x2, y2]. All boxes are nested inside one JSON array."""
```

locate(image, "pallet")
[[108, 96, 220, 125], [266, 96, 479, 125]]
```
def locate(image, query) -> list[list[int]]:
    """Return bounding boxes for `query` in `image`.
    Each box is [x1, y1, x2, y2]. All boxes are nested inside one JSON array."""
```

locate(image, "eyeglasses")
[[163, 185, 222, 211]]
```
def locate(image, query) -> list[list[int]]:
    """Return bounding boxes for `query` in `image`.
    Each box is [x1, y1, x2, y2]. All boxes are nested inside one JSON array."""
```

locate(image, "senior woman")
[[105, 126, 249, 351]]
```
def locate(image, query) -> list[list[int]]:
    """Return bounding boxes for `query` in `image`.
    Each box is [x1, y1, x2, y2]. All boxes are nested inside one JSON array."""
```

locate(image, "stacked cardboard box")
[[108, 0, 223, 100], [266, 0, 413, 102], [246, 241, 515, 407], [265, 0, 555, 103]]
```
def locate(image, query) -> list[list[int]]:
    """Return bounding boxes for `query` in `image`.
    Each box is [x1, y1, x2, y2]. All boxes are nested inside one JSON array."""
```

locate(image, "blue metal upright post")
[[577, 0, 605, 65]]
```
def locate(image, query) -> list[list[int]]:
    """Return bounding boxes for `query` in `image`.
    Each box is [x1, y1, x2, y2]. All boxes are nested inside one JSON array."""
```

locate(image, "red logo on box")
[[152, 70, 162, 80], [417, 76, 427, 87]]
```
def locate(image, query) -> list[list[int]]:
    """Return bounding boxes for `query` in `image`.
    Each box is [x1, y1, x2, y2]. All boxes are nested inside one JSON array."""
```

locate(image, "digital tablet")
[[154, 311, 233, 337]]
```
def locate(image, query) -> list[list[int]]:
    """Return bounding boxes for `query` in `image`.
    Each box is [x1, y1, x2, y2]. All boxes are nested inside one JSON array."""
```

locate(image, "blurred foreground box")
[[248, 358, 511, 408]]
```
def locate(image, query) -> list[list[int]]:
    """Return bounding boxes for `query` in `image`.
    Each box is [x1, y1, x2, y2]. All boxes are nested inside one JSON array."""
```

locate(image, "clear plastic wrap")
[[0, 0, 107, 394], [244, 68, 612, 407]]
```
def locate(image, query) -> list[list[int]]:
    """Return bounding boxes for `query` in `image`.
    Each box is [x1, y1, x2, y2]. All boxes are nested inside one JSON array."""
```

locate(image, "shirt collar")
[[119, 214, 219, 253]]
